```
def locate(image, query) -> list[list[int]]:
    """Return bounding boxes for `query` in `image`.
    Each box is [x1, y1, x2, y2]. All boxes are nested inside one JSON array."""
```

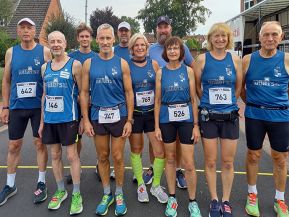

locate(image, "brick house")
[[6, 0, 62, 45]]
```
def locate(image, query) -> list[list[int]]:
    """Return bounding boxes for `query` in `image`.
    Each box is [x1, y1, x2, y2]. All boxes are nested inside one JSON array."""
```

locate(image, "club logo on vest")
[[226, 65, 232, 76], [60, 68, 70, 79], [219, 76, 224, 81], [34, 57, 41, 66], [179, 73, 185, 82], [147, 70, 154, 78], [264, 77, 270, 82], [174, 82, 179, 87], [53, 77, 58, 83], [112, 66, 118, 76], [274, 66, 281, 77]]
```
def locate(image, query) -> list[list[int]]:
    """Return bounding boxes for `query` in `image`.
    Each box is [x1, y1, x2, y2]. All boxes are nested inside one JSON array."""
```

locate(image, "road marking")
[[0, 165, 286, 177], [0, 125, 8, 133]]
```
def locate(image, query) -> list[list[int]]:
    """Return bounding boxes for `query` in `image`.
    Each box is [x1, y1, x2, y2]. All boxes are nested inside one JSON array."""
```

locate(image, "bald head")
[[48, 31, 67, 57]]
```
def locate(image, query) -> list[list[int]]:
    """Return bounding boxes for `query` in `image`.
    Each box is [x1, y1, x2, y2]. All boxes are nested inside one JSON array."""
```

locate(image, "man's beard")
[[157, 33, 171, 45]]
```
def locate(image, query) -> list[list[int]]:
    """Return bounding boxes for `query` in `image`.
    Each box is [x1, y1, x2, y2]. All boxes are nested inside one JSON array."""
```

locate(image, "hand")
[[78, 118, 84, 135], [0, 109, 9, 124], [84, 120, 95, 137], [191, 126, 201, 144], [155, 128, 162, 141], [38, 122, 44, 138], [122, 122, 132, 138]]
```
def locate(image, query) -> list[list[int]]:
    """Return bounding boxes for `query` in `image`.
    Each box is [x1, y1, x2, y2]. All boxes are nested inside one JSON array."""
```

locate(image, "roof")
[[228, 0, 289, 22], [6, 0, 52, 39]]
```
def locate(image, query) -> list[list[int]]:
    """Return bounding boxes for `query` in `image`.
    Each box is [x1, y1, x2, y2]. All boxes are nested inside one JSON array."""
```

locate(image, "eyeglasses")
[[167, 46, 180, 52]]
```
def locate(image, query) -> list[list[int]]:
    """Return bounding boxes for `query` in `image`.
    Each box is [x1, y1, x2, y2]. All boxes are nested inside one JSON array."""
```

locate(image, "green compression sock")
[[130, 152, 144, 185], [152, 157, 165, 187]]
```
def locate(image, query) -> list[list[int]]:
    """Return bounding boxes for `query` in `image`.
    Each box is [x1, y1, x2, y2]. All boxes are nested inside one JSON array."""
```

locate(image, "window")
[[0, 18, 5, 27], [244, 0, 254, 10]]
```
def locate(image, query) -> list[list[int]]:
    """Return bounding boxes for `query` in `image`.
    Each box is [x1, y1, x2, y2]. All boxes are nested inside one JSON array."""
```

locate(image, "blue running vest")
[[114, 45, 130, 62], [160, 64, 193, 123], [43, 58, 78, 123], [129, 59, 156, 112], [90, 55, 127, 120], [68, 50, 97, 64], [200, 52, 238, 112], [10, 44, 44, 109], [245, 50, 289, 122]]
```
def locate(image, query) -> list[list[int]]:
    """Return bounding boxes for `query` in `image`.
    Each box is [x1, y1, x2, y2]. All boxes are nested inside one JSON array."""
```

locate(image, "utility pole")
[[85, 0, 88, 24]]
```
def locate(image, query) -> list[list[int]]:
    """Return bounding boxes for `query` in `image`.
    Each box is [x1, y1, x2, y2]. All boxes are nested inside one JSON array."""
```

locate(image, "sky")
[[60, 0, 241, 35]]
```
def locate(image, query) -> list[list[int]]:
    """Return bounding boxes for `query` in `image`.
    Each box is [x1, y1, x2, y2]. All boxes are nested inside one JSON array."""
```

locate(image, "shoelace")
[[72, 194, 81, 206], [116, 195, 124, 205], [277, 200, 288, 213], [248, 193, 257, 205], [170, 200, 178, 210], [223, 203, 232, 213], [100, 195, 110, 205], [145, 168, 153, 176]]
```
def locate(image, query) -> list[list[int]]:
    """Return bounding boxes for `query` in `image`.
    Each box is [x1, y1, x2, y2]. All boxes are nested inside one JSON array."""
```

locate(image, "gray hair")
[[97, 23, 114, 38], [47, 31, 66, 42], [259, 21, 282, 35]]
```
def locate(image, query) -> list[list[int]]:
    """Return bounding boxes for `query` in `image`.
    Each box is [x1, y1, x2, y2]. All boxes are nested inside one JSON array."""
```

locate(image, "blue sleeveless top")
[[160, 64, 193, 123], [129, 59, 156, 112], [68, 50, 97, 64], [90, 55, 127, 120], [114, 45, 130, 62], [200, 52, 238, 112], [245, 50, 289, 122], [10, 44, 44, 109], [43, 58, 78, 123]]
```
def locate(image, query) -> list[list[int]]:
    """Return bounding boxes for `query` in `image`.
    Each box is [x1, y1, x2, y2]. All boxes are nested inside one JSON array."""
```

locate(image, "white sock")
[[275, 190, 285, 201], [38, 171, 46, 183], [248, 184, 257, 194], [176, 168, 181, 171], [7, 173, 16, 187]]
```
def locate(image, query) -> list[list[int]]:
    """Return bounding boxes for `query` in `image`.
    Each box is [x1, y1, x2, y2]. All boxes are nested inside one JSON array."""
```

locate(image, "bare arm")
[[38, 63, 47, 137], [43, 46, 52, 62], [154, 68, 162, 141], [232, 54, 243, 99], [80, 59, 91, 121], [284, 53, 289, 98], [192, 53, 205, 99], [1, 48, 12, 124], [240, 54, 251, 103], [121, 59, 134, 137], [72, 60, 82, 93], [187, 66, 200, 143], [152, 60, 160, 73]]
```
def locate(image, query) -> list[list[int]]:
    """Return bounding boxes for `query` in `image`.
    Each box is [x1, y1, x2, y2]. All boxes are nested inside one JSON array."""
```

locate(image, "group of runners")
[[0, 14, 288, 217]]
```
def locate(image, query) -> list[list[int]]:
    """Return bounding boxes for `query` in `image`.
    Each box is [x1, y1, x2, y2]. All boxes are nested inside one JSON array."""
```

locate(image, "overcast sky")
[[60, 0, 241, 35]]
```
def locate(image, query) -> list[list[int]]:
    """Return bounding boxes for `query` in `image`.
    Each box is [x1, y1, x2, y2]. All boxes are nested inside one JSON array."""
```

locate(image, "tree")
[[90, 6, 120, 37], [0, 30, 19, 67], [0, 0, 13, 27], [45, 11, 77, 51], [137, 0, 211, 38], [120, 16, 140, 35]]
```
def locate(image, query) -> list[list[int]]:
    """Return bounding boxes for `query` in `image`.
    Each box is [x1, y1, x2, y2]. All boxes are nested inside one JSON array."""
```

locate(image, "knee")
[[131, 146, 142, 154], [67, 151, 79, 163], [8, 141, 22, 154], [222, 160, 234, 170], [247, 151, 261, 165], [51, 150, 61, 161], [98, 152, 109, 164], [34, 141, 46, 152], [205, 159, 217, 169], [272, 155, 287, 169], [112, 153, 124, 164], [183, 161, 195, 172], [153, 149, 165, 159], [166, 153, 176, 166]]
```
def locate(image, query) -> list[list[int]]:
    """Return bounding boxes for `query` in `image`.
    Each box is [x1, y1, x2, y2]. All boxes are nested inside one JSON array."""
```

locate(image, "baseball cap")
[[157, 16, 171, 26], [17, 18, 35, 26], [118, 21, 131, 30]]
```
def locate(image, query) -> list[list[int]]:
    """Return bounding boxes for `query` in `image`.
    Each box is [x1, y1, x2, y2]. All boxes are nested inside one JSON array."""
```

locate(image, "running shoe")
[[165, 196, 178, 217], [137, 184, 149, 203], [188, 201, 202, 217], [274, 199, 289, 217], [70, 192, 83, 215], [150, 185, 168, 203], [132, 174, 137, 183], [176, 169, 187, 189], [221, 201, 233, 217], [34, 182, 47, 204], [209, 199, 221, 217], [66, 174, 73, 185], [245, 193, 260, 217], [115, 193, 127, 216], [143, 167, 154, 185], [95, 193, 114, 215], [48, 190, 68, 210], [110, 169, 115, 180], [0, 185, 17, 206]]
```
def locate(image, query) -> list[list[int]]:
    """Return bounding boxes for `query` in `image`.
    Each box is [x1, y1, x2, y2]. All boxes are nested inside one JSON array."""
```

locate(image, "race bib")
[[98, 106, 120, 123], [136, 90, 154, 106], [168, 103, 190, 121], [209, 87, 232, 105], [45, 96, 64, 112], [16, 82, 36, 98]]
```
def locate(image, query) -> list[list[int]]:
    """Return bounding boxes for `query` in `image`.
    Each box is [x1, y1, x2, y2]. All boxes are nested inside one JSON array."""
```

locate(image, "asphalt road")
[[0, 119, 287, 217]]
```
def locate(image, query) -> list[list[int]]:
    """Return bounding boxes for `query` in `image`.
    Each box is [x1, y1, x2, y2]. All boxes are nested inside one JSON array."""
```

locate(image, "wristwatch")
[[2, 106, 9, 110], [126, 119, 134, 125]]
